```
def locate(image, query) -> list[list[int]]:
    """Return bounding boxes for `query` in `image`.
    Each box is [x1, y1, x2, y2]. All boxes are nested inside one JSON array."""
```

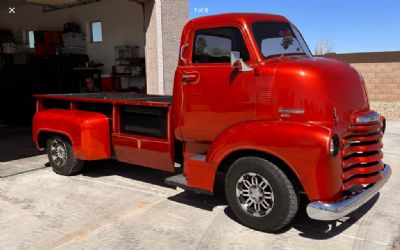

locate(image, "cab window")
[[192, 27, 250, 64]]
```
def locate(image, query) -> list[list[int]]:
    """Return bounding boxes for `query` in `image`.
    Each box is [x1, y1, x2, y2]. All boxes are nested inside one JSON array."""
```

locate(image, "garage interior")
[[0, 0, 188, 126]]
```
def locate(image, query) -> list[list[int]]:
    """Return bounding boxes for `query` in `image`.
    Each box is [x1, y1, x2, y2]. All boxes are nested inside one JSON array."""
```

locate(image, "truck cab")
[[32, 13, 391, 232]]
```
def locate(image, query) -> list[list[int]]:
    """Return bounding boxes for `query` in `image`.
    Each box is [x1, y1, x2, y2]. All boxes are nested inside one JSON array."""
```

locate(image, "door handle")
[[182, 71, 199, 84]]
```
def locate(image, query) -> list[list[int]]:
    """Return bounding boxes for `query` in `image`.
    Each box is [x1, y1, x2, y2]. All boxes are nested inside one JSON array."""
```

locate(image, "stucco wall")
[[144, 0, 188, 95], [144, 0, 160, 94], [161, 0, 189, 95]]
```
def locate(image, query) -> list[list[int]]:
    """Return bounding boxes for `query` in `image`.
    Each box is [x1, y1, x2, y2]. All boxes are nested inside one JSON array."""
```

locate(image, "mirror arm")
[[231, 51, 253, 72], [239, 59, 253, 72]]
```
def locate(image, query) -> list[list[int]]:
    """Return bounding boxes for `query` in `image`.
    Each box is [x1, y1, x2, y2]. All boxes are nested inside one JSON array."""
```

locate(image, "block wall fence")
[[326, 52, 400, 120]]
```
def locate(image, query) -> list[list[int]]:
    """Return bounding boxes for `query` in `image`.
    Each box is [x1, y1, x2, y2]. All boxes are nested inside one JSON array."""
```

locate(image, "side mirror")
[[230, 51, 253, 72]]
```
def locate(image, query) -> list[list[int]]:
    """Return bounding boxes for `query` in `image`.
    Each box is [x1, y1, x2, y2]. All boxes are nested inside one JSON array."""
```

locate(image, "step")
[[165, 174, 187, 189], [188, 154, 206, 162], [165, 174, 212, 195]]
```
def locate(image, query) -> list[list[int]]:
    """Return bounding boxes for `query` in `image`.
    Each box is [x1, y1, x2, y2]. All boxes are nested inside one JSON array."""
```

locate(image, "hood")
[[272, 56, 369, 132]]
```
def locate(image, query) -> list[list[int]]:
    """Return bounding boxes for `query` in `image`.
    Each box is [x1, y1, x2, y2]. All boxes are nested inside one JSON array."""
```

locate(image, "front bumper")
[[306, 164, 391, 221]]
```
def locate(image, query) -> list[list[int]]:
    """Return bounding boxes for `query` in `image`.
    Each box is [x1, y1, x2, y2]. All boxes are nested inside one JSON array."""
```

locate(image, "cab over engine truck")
[[32, 13, 391, 232]]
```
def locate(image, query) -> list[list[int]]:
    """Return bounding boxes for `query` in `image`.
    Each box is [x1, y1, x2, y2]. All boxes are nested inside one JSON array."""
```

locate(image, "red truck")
[[32, 13, 391, 232]]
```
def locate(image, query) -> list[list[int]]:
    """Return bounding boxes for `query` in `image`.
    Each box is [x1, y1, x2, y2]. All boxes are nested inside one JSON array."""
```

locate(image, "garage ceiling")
[[0, 0, 101, 11], [130, 0, 152, 3], [0, 0, 27, 9], [26, 0, 101, 12], [25, 0, 80, 6]]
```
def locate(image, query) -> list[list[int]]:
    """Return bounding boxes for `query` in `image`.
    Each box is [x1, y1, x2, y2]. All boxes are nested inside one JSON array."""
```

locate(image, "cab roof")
[[190, 13, 289, 26]]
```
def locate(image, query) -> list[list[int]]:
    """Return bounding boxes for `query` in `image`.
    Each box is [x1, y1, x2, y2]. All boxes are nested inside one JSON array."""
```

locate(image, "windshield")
[[252, 22, 312, 59]]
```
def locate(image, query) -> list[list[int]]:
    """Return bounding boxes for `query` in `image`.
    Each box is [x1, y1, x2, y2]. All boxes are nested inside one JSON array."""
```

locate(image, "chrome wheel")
[[236, 172, 274, 217], [50, 139, 68, 167]]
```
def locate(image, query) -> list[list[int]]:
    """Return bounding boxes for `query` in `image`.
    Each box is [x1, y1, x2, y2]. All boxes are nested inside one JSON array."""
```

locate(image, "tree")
[[195, 37, 207, 55], [314, 40, 334, 55], [209, 47, 229, 57]]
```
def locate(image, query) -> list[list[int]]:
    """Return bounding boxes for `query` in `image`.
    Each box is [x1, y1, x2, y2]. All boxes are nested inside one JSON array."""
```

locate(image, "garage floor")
[[0, 122, 399, 250]]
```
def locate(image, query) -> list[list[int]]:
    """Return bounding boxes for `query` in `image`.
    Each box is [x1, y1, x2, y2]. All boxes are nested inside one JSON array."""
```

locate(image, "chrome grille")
[[341, 122, 384, 191]]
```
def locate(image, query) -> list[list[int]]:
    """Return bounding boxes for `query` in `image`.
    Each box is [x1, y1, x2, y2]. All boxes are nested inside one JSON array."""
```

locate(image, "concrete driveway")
[[0, 122, 399, 250]]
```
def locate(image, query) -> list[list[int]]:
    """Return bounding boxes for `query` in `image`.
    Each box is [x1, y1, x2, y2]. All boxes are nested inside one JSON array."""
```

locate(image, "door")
[[178, 25, 257, 142]]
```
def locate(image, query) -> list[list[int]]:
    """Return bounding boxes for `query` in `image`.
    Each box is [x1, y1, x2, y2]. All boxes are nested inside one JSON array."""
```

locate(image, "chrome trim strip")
[[333, 107, 338, 123], [278, 108, 305, 114], [182, 74, 197, 79], [356, 112, 380, 124], [306, 164, 391, 221], [180, 43, 188, 65]]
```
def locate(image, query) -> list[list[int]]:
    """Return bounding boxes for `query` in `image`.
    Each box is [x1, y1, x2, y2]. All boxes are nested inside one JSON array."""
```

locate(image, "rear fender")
[[33, 109, 111, 160]]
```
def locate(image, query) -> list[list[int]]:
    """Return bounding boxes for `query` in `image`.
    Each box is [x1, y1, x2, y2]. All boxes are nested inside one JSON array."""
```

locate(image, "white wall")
[[0, 0, 145, 74]]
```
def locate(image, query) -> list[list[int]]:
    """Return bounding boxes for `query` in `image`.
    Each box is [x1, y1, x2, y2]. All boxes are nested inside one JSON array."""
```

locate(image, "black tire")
[[225, 157, 298, 232], [46, 135, 84, 176]]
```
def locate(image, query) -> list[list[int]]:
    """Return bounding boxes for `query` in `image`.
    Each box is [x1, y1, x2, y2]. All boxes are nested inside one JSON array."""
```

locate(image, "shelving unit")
[[112, 46, 146, 93]]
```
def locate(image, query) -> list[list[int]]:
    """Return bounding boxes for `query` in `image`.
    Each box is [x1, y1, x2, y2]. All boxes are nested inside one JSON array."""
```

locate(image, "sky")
[[189, 0, 400, 54]]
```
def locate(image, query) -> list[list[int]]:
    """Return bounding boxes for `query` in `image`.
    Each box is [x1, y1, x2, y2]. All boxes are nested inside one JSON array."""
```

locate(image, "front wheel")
[[225, 157, 299, 232], [47, 135, 84, 176]]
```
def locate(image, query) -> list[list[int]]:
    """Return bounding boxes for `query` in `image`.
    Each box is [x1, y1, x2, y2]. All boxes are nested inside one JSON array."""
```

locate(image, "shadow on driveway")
[[0, 126, 44, 162], [82, 160, 174, 188], [83, 160, 227, 211], [82, 159, 379, 239], [290, 194, 378, 239]]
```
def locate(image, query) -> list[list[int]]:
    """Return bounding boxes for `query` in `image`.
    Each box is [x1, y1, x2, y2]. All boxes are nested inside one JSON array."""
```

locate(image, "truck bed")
[[34, 92, 173, 140], [34, 93, 172, 107]]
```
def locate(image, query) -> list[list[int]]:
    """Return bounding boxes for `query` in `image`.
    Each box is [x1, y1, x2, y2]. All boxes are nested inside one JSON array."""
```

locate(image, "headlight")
[[330, 134, 339, 157]]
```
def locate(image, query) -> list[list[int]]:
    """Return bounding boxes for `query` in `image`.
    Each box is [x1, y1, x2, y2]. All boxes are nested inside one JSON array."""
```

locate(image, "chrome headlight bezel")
[[329, 134, 340, 157]]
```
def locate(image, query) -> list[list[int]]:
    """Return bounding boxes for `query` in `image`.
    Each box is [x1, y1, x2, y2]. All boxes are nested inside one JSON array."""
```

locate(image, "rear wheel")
[[225, 157, 298, 232], [46, 135, 84, 176]]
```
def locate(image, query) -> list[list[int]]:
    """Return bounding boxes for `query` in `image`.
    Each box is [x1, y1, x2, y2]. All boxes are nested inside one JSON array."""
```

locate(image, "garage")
[[0, 0, 188, 126]]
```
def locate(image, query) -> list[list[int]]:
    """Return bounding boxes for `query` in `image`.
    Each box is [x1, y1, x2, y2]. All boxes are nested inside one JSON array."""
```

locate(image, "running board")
[[188, 154, 206, 162], [165, 174, 213, 195]]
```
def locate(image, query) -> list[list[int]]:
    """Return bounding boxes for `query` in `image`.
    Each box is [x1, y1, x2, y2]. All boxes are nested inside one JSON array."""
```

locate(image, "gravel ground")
[[393, 237, 400, 250], [371, 101, 400, 121]]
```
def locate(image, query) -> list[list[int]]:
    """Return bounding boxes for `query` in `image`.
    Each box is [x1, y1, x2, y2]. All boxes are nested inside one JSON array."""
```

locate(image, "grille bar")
[[342, 174, 383, 191], [342, 162, 384, 180], [343, 152, 383, 168], [348, 123, 381, 133], [343, 142, 383, 158], [343, 132, 382, 144]]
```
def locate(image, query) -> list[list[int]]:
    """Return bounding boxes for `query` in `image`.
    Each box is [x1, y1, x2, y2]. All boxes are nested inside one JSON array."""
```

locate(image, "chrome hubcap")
[[236, 172, 274, 217], [50, 139, 67, 166]]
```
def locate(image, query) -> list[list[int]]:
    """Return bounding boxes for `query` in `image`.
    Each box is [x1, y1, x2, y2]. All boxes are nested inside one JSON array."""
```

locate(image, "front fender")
[[207, 121, 342, 201], [33, 109, 111, 160]]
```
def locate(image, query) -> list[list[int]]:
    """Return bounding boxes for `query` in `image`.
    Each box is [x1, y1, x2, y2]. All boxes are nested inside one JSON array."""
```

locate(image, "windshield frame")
[[290, 23, 313, 56], [251, 21, 313, 60]]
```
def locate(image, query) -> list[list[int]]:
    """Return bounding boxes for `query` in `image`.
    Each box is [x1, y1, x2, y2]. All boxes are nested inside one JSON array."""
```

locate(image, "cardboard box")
[[2, 43, 17, 54], [62, 32, 86, 48]]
